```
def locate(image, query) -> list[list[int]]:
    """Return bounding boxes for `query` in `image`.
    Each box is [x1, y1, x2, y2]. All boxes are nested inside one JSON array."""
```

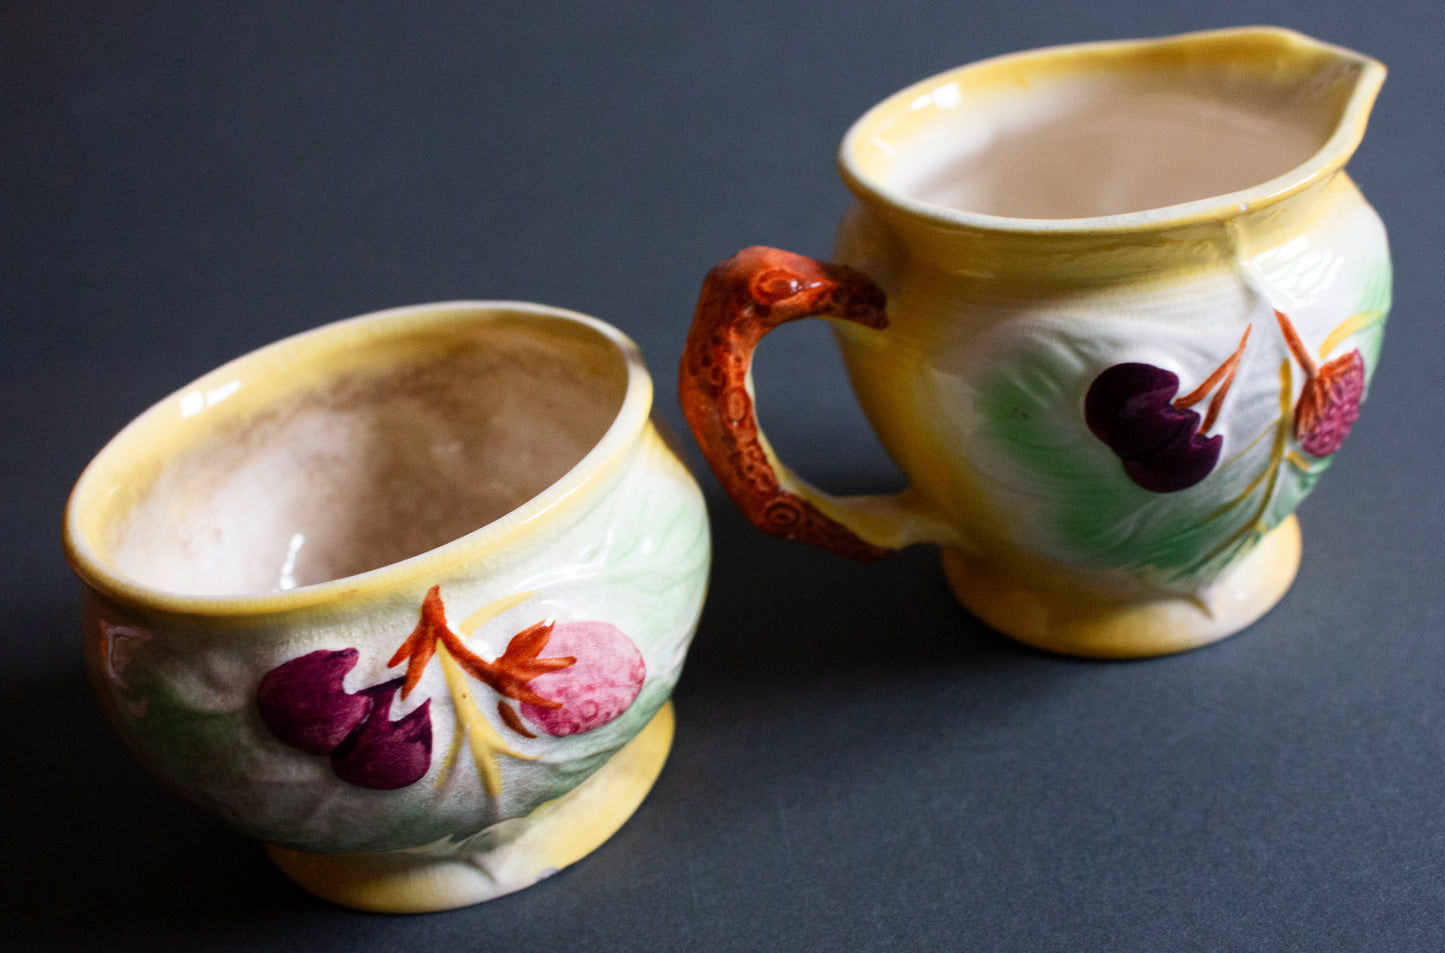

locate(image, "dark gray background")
[[4, 1, 1442, 950]]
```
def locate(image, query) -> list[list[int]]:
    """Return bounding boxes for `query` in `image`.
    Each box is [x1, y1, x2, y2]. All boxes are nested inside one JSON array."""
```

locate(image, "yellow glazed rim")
[[837, 26, 1386, 235], [63, 301, 654, 619]]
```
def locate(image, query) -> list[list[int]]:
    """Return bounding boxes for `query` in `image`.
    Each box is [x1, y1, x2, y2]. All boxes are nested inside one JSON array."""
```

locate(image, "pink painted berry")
[[1296, 349, 1365, 457], [520, 622, 645, 736]]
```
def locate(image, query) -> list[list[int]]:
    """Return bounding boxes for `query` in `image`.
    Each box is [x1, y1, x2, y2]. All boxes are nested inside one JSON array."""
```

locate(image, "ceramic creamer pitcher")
[[681, 28, 1389, 657]]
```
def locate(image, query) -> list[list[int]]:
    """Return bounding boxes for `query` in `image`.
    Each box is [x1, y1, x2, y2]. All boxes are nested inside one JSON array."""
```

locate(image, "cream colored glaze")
[[893, 85, 1338, 218], [107, 326, 627, 596]]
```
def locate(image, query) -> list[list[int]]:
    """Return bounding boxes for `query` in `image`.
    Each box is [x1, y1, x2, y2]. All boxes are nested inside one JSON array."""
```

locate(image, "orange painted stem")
[[389, 586, 572, 709], [1175, 324, 1252, 419], [1275, 310, 1318, 379]]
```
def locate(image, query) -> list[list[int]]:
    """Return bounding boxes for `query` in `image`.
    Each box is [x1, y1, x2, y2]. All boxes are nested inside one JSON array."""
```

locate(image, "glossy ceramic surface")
[[681, 28, 1388, 657], [65, 302, 711, 911]]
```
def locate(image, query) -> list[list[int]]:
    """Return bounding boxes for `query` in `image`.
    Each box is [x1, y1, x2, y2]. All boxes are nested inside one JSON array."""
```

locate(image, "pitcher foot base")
[[941, 516, 1301, 659], [266, 700, 675, 913]]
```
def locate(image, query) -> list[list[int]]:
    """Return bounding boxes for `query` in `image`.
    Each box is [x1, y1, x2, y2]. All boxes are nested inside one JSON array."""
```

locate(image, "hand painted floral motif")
[[1191, 308, 1378, 567], [388, 586, 646, 796], [256, 649, 432, 791], [1085, 327, 1250, 492], [1085, 303, 1376, 497], [1275, 310, 1365, 457], [329, 680, 433, 789], [980, 271, 1386, 592], [256, 587, 647, 796], [518, 621, 646, 737]]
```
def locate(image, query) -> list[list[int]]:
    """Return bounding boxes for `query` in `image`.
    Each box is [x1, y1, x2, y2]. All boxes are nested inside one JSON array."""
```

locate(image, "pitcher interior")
[[99, 315, 628, 597], [872, 49, 1360, 219]]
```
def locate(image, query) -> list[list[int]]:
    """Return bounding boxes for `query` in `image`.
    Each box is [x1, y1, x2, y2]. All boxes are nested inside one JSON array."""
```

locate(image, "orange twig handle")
[[679, 246, 894, 562]]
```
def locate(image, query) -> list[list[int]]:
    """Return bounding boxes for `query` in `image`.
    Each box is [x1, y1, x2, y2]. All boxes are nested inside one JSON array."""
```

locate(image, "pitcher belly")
[[834, 177, 1389, 599]]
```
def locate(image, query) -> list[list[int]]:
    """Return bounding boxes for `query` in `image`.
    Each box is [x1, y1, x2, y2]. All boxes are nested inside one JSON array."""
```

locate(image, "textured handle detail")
[[679, 246, 894, 562]]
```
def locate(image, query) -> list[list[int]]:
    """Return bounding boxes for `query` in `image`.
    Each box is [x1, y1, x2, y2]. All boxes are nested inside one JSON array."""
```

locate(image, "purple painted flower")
[[1085, 363, 1222, 493], [257, 649, 432, 790], [330, 680, 433, 790], [256, 649, 371, 756]]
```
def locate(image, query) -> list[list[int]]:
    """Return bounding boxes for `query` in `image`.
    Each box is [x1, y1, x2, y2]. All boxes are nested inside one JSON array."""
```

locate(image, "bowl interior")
[[83, 309, 629, 597]]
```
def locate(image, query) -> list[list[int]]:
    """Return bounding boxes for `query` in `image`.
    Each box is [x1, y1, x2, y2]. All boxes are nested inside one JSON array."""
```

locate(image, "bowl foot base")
[[941, 516, 1301, 659], [266, 700, 675, 913]]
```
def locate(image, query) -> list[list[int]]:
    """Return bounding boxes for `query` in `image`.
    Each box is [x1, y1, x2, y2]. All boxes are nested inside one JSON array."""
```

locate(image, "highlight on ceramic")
[[65, 302, 711, 912], [680, 27, 1388, 658]]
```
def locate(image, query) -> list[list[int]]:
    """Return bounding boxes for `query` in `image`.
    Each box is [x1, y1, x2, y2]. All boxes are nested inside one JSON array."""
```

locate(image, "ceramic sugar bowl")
[[65, 302, 710, 912], [681, 28, 1389, 657]]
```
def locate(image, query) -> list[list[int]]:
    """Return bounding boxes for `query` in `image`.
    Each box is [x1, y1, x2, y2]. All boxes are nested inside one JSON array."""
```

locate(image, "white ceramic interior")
[[896, 87, 1331, 218], [95, 310, 629, 597], [847, 33, 1367, 220]]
